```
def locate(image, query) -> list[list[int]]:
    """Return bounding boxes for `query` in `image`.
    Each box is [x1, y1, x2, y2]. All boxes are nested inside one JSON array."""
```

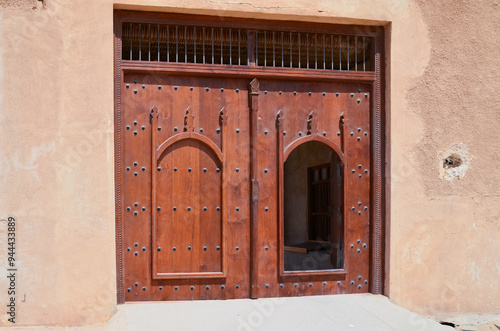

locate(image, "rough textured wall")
[[0, 0, 117, 326], [0, 0, 498, 327], [390, 0, 500, 320], [0, 0, 42, 10]]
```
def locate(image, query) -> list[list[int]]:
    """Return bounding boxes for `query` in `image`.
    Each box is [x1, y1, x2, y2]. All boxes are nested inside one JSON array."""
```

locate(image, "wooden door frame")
[[113, 10, 387, 304]]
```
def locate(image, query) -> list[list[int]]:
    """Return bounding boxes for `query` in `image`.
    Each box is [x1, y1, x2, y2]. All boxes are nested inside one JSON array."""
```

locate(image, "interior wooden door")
[[121, 74, 251, 300]]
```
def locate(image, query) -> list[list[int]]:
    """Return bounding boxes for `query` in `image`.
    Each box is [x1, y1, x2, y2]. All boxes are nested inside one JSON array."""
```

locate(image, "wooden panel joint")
[[249, 77, 260, 298]]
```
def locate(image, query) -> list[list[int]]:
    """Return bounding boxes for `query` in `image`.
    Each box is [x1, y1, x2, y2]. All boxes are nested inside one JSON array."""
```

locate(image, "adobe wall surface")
[[0, 0, 498, 326], [393, 0, 500, 319]]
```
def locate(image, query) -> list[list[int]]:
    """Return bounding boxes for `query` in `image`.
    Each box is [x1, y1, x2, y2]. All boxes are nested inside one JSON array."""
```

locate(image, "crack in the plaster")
[[199, 1, 339, 21], [199, 0, 310, 11]]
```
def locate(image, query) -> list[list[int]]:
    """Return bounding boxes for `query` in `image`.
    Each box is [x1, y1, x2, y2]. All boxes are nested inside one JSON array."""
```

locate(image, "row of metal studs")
[[126, 279, 369, 293]]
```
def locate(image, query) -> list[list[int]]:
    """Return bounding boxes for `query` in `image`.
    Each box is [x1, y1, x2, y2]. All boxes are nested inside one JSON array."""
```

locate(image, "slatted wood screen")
[[122, 23, 372, 71]]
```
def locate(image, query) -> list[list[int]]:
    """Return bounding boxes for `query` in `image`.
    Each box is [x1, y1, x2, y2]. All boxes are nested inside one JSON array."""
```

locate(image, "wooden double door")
[[121, 73, 371, 301]]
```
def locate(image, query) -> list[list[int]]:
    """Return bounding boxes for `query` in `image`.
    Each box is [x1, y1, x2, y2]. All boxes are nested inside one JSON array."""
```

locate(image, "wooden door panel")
[[251, 79, 371, 297], [121, 73, 371, 300], [121, 75, 154, 301], [343, 88, 371, 293], [122, 74, 250, 300], [155, 140, 223, 276]]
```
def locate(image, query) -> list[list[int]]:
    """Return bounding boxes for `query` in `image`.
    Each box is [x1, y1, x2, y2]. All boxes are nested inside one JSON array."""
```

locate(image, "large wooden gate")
[[114, 11, 385, 302]]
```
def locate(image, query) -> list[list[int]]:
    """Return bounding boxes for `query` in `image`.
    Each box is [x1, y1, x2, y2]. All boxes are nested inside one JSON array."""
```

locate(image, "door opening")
[[283, 141, 344, 271]]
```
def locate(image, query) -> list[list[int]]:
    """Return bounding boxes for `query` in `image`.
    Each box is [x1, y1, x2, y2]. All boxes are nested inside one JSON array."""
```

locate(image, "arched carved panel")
[[154, 139, 224, 278], [150, 103, 228, 280], [157, 133, 223, 164], [283, 135, 344, 164]]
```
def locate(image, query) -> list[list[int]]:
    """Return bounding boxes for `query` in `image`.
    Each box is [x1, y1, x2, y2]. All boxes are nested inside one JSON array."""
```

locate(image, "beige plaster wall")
[[391, 0, 500, 320], [0, 0, 117, 326], [0, 0, 498, 326]]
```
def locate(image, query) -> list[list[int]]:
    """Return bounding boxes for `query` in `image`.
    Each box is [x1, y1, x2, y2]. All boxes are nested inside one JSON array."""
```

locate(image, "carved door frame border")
[[113, 10, 387, 304]]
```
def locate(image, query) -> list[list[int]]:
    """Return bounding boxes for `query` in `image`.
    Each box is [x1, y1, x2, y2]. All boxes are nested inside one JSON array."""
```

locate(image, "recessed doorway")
[[114, 10, 386, 302]]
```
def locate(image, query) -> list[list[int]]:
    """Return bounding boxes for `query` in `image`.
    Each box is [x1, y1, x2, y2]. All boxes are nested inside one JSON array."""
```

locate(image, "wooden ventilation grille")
[[122, 23, 372, 71], [255, 31, 371, 71], [122, 23, 248, 65]]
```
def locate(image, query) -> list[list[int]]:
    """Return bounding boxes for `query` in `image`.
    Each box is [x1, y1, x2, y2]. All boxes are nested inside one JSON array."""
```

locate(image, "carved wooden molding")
[[183, 106, 194, 132], [219, 107, 228, 127], [307, 110, 315, 135], [249, 78, 260, 95], [339, 112, 346, 153], [276, 109, 284, 129], [150, 105, 159, 119], [156, 133, 223, 163]]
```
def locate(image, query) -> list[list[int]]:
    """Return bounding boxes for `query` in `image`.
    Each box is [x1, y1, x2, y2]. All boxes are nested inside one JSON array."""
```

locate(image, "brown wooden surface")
[[120, 74, 371, 300], [249, 78, 260, 298], [122, 61, 376, 83], [262, 80, 371, 294], [371, 27, 386, 295], [114, 11, 386, 302], [122, 74, 251, 300]]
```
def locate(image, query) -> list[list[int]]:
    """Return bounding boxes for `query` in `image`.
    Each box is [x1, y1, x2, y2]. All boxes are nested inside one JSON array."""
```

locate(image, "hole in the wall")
[[438, 321, 456, 328], [33, 0, 44, 10], [439, 143, 471, 182], [443, 153, 462, 169]]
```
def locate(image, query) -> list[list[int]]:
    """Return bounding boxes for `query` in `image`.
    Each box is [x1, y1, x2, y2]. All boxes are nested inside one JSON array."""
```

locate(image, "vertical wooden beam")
[[150, 105, 159, 279], [340, 111, 348, 272], [371, 27, 385, 295], [249, 78, 260, 298], [276, 110, 285, 276], [340, 112, 346, 154], [220, 107, 228, 277], [113, 12, 125, 305]]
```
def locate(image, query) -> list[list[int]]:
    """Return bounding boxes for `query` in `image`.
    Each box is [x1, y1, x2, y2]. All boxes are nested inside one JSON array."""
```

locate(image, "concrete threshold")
[[6, 294, 452, 331]]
